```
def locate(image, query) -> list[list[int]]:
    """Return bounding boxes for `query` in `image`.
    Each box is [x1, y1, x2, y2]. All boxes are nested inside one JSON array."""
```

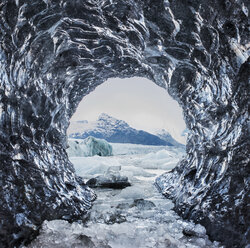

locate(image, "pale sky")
[[70, 77, 187, 144]]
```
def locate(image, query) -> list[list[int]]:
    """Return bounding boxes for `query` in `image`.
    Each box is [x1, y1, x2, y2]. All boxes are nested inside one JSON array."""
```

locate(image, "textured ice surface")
[[0, 0, 249, 246], [67, 137, 113, 157], [28, 144, 222, 248]]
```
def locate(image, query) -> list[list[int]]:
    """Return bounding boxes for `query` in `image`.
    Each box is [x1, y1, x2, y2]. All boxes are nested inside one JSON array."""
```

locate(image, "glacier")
[[0, 0, 249, 247]]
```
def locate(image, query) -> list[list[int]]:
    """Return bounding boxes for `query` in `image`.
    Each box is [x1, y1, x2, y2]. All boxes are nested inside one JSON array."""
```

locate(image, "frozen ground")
[[28, 143, 222, 248]]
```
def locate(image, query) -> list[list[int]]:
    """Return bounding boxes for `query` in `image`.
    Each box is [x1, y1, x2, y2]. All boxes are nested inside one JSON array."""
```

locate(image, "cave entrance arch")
[[68, 76, 186, 144], [66, 76, 187, 186], [0, 0, 248, 247]]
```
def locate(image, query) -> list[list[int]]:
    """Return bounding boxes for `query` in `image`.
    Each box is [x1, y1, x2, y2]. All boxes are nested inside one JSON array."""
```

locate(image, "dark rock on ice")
[[163, 239, 178, 248], [86, 172, 131, 189], [96, 244, 112, 248], [77, 234, 96, 248], [116, 203, 131, 210], [86, 178, 99, 187], [131, 199, 156, 210], [0, 0, 249, 247]]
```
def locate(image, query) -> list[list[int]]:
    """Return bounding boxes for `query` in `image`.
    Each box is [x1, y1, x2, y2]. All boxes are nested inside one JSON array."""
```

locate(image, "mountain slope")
[[68, 114, 183, 147], [153, 129, 185, 148]]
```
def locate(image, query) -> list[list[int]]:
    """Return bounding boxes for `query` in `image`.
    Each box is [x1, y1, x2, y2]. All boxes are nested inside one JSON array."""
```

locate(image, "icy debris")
[[131, 149, 184, 170], [182, 223, 206, 237], [69, 142, 184, 181], [67, 136, 113, 157], [27, 220, 112, 248], [28, 143, 222, 248], [115, 199, 156, 211], [27, 220, 93, 248], [91, 208, 127, 225]]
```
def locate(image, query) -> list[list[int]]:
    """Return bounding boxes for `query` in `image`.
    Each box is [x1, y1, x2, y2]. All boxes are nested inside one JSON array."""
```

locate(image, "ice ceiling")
[[0, 0, 249, 247]]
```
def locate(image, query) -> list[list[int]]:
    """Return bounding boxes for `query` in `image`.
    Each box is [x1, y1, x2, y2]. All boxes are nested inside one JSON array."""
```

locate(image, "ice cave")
[[0, 0, 249, 247]]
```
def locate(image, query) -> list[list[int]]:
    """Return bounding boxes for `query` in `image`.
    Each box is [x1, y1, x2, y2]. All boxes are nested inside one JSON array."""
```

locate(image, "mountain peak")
[[97, 113, 119, 123], [68, 114, 184, 147], [154, 128, 171, 136], [97, 113, 129, 128], [98, 113, 112, 120]]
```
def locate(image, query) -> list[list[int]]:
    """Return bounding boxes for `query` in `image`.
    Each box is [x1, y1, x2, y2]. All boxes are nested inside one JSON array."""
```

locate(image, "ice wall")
[[67, 137, 113, 157], [0, 0, 249, 247]]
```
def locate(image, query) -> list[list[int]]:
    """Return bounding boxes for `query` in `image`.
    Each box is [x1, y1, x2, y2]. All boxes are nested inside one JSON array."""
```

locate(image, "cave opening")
[[49, 77, 219, 248], [66, 77, 187, 186]]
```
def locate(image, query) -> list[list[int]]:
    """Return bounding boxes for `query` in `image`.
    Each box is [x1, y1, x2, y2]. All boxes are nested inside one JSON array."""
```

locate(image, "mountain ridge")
[[68, 113, 184, 147]]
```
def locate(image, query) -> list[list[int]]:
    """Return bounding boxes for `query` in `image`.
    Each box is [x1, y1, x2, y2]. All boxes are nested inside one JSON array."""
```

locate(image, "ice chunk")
[[133, 149, 183, 170], [182, 223, 206, 238], [84, 136, 113, 156], [117, 185, 150, 199], [86, 171, 131, 189], [67, 136, 113, 157], [67, 139, 88, 157], [70, 156, 121, 179]]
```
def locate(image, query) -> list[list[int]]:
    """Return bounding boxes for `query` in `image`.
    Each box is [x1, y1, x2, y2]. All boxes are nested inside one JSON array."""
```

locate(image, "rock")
[[164, 239, 178, 248], [77, 234, 96, 248], [130, 199, 156, 210], [96, 243, 112, 248], [116, 203, 131, 210], [86, 171, 131, 189]]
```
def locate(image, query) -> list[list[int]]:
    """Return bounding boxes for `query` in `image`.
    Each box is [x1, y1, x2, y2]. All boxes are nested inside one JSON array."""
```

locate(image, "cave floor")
[[28, 144, 222, 248]]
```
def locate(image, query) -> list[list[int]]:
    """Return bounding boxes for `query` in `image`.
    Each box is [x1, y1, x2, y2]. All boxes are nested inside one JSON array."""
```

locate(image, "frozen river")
[[28, 143, 222, 248]]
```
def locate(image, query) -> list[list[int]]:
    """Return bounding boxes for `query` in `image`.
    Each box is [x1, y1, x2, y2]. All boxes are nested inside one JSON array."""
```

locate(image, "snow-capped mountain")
[[153, 129, 185, 148], [68, 113, 183, 147]]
